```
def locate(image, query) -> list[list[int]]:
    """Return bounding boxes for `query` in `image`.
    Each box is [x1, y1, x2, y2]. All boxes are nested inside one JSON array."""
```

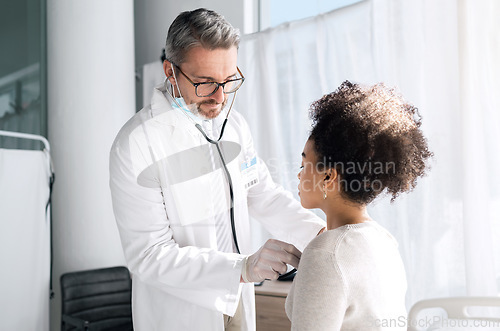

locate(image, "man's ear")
[[163, 60, 176, 86]]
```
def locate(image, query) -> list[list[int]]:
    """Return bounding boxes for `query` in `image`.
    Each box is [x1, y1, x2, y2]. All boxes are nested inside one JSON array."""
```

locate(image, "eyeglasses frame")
[[173, 64, 245, 98]]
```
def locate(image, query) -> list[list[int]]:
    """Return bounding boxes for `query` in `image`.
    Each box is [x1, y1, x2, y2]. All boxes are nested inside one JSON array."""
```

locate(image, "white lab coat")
[[109, 85, 325, 331]]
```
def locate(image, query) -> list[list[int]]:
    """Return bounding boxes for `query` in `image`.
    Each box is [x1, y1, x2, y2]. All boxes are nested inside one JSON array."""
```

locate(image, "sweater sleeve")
[[286, 246, 348, 330]]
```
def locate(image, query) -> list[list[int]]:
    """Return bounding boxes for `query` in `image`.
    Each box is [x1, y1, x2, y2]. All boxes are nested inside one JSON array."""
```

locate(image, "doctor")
[[110, 8, 325, 331]]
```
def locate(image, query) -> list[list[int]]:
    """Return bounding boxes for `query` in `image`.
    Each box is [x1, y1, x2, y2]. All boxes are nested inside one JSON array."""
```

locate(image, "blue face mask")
[[170, 95, 202, 124], [171, 96, 190, 113], [165, 73, 191, 114]]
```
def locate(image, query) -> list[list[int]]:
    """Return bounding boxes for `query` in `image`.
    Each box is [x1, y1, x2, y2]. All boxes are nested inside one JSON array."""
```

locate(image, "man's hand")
[[241, 239, 301, 283]]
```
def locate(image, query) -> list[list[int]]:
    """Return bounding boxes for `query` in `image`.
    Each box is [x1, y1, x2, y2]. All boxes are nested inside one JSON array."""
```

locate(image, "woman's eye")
[[299, 165, 304, 170]]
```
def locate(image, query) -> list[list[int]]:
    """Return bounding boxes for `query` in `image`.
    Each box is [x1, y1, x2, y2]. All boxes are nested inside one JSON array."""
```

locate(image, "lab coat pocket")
[[161, 142, 241, 227], [169, 176, 214, 226], [160, 144, 217, 227]]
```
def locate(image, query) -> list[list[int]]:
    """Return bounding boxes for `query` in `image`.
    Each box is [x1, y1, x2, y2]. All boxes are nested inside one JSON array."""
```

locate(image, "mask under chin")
[[171, 96, 200, 115]]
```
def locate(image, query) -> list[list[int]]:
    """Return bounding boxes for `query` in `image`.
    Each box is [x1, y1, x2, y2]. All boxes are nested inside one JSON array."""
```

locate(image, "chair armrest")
[[62, 314, 90, 330], [408, 297, 500, 331]]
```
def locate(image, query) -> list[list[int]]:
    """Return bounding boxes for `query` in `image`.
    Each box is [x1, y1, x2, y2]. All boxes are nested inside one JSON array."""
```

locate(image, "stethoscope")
[[166, 72, 296, 280], [165, 74, 241, 254]]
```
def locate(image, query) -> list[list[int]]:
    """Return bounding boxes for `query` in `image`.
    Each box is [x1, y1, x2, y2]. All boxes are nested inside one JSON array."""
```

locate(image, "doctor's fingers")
[[259, 268, 280, 281], [254, 259, 287, 280], [259, 249, 299, 270], [262, 239, 301, 268], [264, 239, 302, 259]]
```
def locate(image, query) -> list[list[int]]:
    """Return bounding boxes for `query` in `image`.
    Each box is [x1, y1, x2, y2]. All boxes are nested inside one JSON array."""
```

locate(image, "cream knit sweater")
[[285, 221, 407, 331]]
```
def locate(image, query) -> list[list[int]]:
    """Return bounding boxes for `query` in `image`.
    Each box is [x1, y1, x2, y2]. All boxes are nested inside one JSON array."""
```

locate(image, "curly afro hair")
[[309, 81, 432, 204]]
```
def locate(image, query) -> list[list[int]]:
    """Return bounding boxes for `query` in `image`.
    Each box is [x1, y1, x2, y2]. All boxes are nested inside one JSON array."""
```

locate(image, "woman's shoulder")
[[305, 226, 349, 253], [305, 221, 397, 256]]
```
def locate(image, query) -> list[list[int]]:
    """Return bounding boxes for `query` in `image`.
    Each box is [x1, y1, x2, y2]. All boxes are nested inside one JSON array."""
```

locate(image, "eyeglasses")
[[173, 65, 245, 98]]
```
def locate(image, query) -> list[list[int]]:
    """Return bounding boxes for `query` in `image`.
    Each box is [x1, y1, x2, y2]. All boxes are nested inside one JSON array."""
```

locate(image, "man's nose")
[[212, 85, 225, 103]]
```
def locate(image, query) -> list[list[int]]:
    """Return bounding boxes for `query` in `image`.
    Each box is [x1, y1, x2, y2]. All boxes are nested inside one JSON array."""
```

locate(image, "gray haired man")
[[110, 8, 324, 331]]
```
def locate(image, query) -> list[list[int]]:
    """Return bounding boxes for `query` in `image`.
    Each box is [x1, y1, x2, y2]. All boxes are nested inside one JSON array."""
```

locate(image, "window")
[[0, 0, 47, 150], [259, 0, 363, 30]]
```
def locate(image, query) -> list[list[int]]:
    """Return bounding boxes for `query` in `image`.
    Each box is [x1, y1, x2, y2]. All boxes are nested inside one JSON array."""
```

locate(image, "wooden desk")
[[254, 280, 292, 331]]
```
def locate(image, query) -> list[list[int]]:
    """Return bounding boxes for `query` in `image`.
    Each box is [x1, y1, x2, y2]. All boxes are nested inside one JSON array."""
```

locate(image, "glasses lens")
[[196, 83, 219, 97], [223, 79, 243, 94]]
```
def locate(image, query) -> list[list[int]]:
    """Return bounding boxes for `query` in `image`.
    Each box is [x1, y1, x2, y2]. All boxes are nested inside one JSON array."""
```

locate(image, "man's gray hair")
[[165, 8, 240, 65]]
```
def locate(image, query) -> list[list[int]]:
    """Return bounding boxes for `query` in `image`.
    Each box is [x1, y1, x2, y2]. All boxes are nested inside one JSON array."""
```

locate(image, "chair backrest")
[[408, 297, 500, 331], [60, 266, 132, 331]]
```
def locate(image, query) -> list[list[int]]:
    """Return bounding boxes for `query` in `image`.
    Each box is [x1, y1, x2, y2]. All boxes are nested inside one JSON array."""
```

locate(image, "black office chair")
[[60, 266, 133, 331]]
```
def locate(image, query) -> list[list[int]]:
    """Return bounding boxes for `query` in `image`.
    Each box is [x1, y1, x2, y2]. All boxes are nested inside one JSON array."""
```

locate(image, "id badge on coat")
[[241, 156, 259, 190]]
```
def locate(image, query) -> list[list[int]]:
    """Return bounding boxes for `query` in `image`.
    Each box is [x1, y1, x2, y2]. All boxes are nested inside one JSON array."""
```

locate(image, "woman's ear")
[[324, 168, 338, 189]]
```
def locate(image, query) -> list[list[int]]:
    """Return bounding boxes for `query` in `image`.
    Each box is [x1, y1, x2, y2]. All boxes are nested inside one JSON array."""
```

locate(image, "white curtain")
[[0, 148, 52, 331], [234, 0, 500, 308]]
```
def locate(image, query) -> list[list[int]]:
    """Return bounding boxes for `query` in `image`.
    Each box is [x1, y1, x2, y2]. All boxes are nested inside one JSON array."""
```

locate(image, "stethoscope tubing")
[[195, 122, 241, 254], [166, 83, 241, 254]]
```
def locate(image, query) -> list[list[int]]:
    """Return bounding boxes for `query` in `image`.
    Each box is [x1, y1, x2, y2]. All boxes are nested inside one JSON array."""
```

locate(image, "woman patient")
[[285, 81, 432, 330]]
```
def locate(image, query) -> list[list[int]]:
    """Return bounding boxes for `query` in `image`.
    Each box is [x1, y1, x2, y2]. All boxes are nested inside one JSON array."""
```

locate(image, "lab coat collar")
[[150, 84, 176, 119]]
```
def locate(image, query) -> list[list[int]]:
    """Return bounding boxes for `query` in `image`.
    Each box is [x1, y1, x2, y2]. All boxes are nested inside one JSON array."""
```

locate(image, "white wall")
[[47, 1, 135, 330]]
